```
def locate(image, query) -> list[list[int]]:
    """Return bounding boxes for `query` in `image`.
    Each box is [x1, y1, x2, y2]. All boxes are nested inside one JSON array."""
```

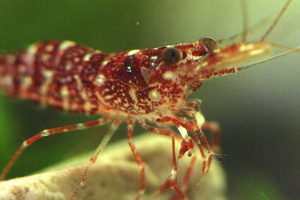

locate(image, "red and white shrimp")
[[0, 0, 298, 199]]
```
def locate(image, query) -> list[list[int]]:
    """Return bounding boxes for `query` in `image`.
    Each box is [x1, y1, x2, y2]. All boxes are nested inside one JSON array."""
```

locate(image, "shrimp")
[[0, 0, 298, 199]]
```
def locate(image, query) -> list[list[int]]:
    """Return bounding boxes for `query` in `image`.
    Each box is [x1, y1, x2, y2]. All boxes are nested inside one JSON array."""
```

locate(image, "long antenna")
[[241, 46, 300, 70], [260, 0, 292, 42], [241, 0, 249, 42]]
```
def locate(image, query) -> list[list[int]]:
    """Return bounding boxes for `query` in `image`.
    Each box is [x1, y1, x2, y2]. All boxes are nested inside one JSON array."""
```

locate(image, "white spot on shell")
[[77, 123, 86, 129], [80, 90, 88, 100], [27, 44, 38, 56], [95, 74, 106, 86], [83, 53, 92, 62], [40, 70, 55, 103], [249, 49, 265, 56], [74, 57, 80, 63], [42, 70, 54, 79], [195, 111, 205, 127], [213, 49, 221, 53], [123, 102, 129, 107], [22, 77, 32, 87], [65, 64, 72, 71], [127, 49, 140, 56], [41, 130, 50, 137], [105, 95, 113, 100], [171, 169, 177, 176], [22, 141, 29, 147], [61, 85, 70, 111], [196, 61, 208, 71], [240, 44, 255, 52], [150, 56, 157, 60], [149, 89, 161, 102], [163, 71, 175, 80], [61, 85, 69, 97], [83, 101, 93, 112], [114, 98, 122, 103], [178, 126, 188, 139], [201, 61, 208, 67], [45, 45, 54, 52], [41, 54, 51, 62], [59, 41, 76, 51], [129, 88, 138, 103], [26, 44, 39, 74], [126, 66, 132, 73], [74, 75, 83, 90], [102, 60, 109, 66]]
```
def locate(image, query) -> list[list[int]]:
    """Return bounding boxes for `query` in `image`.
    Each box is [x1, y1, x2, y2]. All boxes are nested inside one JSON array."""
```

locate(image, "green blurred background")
[[0, 0, 299, 200]]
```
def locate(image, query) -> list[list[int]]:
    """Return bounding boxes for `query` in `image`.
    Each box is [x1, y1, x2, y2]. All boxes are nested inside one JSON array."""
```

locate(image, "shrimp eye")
[[161, 47, 182, 65], [198, 37, 217, 52]]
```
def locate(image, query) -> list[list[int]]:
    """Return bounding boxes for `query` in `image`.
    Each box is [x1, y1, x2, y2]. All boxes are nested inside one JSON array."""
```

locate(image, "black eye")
[[161, 47, 182, 65], [198, 37, 217, 52]]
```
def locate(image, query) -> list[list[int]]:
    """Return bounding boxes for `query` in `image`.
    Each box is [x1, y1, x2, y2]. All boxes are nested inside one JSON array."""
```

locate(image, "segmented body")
[[0, 40, 270, 118], [0, 40, 214, 124]]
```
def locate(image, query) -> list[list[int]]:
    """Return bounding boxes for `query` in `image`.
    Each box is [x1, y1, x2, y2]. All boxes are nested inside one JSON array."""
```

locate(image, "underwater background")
[[0, 0, 299, 200]]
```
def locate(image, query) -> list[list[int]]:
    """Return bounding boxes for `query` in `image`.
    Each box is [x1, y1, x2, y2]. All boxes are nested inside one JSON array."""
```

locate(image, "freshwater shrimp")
[[0, 0, 298, 199]]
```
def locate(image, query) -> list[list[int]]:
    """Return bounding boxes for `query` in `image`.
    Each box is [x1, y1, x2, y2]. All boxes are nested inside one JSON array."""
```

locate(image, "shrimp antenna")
[[260, 0, 292, 42], [241, 0, 249, 42], [242, 46, 300, 70]]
